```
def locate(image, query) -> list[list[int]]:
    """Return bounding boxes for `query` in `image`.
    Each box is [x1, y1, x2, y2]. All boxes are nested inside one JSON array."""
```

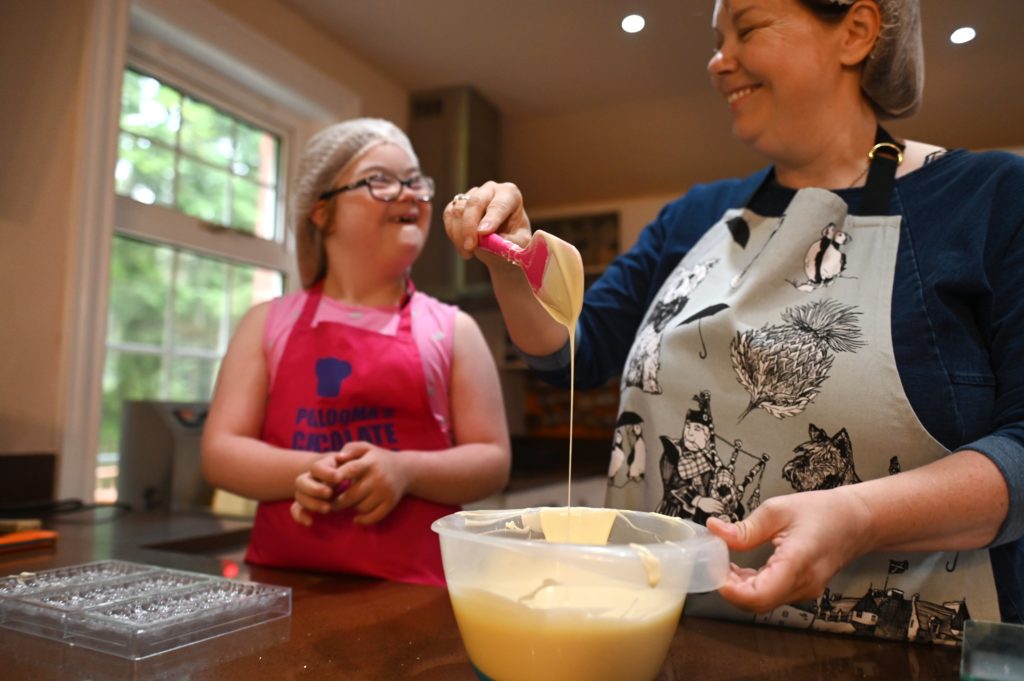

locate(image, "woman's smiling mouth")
[[726, 85, 760, 105]]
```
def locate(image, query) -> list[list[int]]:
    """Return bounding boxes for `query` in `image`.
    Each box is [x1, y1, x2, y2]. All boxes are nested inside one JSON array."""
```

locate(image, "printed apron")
[[606, 179, 1000, 645], [245, 283, 458, 586]]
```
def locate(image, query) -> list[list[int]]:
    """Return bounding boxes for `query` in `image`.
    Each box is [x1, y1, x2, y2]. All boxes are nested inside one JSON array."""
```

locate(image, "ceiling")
[[281, 0, 1024, 122], [278, 1, 1024, 207]]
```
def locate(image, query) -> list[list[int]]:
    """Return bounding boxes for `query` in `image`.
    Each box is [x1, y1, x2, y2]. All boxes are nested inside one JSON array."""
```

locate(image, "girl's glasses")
[[319, 173, 435, 203]]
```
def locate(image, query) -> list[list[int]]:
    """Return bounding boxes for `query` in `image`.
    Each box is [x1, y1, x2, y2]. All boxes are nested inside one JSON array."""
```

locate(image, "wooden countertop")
[[0, 509, 962, 680]]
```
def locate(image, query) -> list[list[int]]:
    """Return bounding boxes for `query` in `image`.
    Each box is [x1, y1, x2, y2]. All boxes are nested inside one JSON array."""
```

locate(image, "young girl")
[[202, 118, 510, 586]]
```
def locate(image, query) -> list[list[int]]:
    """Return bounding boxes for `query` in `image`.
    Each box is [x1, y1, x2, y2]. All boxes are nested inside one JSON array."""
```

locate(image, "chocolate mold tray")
[[0, 560, 291, 659]]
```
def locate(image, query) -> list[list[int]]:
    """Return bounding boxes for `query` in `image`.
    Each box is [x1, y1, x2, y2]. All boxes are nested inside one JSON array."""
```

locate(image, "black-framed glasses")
[[319, 173, 435, 203]]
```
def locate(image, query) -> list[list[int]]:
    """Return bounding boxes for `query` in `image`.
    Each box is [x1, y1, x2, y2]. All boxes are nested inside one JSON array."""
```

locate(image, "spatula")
[[477, 230, 584, 326], [478, 232, 552, 292]]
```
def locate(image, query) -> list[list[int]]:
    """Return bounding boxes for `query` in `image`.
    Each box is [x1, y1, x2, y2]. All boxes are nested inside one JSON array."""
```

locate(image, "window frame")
[[116, 47, 293, 270], [61, 0, 361, 500]]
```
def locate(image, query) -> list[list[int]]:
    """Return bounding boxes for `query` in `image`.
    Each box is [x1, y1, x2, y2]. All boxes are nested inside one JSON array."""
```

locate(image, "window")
[[96, 66, 289, 503], [65, 0, 360, 504], [116, 69, 279, 238]]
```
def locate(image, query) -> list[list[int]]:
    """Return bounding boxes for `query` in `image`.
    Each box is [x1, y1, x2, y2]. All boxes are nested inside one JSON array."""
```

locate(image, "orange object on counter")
[[0, 529, 58, 553]]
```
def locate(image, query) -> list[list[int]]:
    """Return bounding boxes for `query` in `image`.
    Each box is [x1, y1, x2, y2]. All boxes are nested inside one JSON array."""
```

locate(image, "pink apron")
[[245, 282, 458, 586]]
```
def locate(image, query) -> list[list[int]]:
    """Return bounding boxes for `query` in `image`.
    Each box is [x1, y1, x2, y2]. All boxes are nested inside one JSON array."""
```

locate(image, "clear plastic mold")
[[0, 560, 153, 599], [0, 561, 291, 659]]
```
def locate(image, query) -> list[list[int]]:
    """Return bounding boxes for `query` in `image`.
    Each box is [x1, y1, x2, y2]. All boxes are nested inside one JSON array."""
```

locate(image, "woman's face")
[[319, 142, 431, 274], [708, 0, 849, 159]]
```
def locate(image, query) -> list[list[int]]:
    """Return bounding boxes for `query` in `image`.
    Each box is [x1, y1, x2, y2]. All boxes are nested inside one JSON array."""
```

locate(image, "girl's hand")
[[291, 451, 348, 527], [329, 441, 411, 525], [706, 488, 874, 612], [292, 442, 411, 526]]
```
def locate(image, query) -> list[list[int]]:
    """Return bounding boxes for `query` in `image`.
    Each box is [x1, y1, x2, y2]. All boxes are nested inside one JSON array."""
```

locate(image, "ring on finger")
[[452, 193, 470, 203]]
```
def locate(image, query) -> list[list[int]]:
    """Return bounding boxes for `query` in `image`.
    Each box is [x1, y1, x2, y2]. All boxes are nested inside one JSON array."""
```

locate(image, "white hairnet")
[[814, 0, 924, 119], [292, 118, 419, 288]]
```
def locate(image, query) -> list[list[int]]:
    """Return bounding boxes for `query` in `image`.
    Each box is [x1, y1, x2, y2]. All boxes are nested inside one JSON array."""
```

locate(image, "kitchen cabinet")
[[533, 209, 620, 278], [524, 373, 620, 438], [409, 86, 500, 302], [466, 435, 612, 510]]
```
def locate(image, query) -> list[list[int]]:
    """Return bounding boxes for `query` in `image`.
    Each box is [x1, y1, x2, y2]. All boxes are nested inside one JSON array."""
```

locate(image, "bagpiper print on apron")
[[606, 131, 1000, 645]]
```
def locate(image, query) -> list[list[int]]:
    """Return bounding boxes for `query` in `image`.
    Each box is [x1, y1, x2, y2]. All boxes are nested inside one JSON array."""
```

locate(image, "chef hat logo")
[[315, 357, 353, 398]]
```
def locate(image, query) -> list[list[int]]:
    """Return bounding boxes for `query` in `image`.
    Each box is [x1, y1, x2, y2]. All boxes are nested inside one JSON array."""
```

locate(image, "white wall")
[[0, 1, 93, 456]]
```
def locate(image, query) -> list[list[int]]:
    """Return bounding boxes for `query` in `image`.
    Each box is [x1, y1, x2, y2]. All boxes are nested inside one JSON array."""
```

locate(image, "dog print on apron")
[[607, 185, 1000, 645]]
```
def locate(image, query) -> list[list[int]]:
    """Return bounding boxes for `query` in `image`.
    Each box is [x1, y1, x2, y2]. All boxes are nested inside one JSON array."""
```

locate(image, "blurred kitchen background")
[[1, 0, 1022, 514]]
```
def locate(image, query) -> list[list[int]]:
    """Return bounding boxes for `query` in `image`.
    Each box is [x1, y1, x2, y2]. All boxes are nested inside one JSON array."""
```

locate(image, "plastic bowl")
[[432, 507, 729, 681]]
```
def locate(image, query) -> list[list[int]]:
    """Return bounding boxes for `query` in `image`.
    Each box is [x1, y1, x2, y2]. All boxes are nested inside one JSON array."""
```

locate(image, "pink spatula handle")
[[477, 233, 547, 290], [478, 233, 525, 261]]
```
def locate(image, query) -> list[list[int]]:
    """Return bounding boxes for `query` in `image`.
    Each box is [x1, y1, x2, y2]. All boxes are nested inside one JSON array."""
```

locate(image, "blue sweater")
[[527, 149, 1024, 621]]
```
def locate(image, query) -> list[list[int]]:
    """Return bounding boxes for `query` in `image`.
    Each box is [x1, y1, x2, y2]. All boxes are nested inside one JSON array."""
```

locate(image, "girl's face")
[[707, 0, 849, 159], [318, 142, 432, 275]]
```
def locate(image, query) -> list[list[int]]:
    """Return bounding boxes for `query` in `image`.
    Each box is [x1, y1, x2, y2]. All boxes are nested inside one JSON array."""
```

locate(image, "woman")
[[443, 0, 1024, 641], [203, 118, 511, 586]]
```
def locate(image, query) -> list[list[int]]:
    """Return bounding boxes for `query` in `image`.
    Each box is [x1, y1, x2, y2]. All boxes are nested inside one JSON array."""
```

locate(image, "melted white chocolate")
[[539, 507, 616, 545], [531, 231, 585, 525], [450, 581, 683, 681], [532, 230, 584, 331], [629, 543, 662, 587]]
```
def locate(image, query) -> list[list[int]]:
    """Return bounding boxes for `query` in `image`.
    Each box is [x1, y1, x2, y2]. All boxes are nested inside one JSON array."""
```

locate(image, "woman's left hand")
[[706, 488, 874, 613]]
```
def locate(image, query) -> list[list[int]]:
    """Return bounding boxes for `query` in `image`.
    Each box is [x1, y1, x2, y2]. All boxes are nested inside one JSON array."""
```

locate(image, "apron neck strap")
[[298, 281, 324, 329], [860, 125, 905, 215], [400, 276, 416, 308]]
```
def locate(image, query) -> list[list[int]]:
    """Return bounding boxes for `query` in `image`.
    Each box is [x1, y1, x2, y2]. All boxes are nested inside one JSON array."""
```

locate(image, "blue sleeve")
[[969, 433, 1024, 545], [955, 154, 1024, 547]]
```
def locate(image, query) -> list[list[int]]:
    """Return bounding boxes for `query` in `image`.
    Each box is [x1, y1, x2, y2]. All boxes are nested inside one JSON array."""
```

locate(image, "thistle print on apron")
[[607, 187, 1000, 645]]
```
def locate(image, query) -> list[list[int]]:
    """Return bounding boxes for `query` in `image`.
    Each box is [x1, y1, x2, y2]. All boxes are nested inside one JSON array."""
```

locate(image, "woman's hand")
[[707, 451, 1011, 613], [291, 441, 411, 527], [443, 181, 533, 259], [706, 488, 874, 613], [443, 181, 570, 355]]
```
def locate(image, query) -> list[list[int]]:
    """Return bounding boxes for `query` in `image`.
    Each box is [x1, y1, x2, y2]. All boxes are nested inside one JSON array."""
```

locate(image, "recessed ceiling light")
[[621, 14, 645, 34], [950, 26, 976, 44]]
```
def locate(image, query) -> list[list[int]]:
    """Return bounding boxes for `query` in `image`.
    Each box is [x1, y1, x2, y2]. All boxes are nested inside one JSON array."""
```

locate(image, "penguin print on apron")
[[606, 136, 1000, 645]]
